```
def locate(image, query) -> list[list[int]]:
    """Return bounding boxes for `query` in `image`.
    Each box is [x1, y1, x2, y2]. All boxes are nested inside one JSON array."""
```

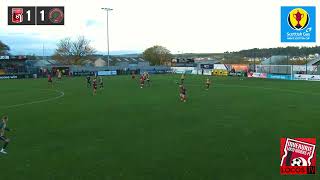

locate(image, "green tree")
[[53, 36, 96, 65], [0, 41, 10, 55], [26, 54, 37, 60], [142, 45, 172, 65]]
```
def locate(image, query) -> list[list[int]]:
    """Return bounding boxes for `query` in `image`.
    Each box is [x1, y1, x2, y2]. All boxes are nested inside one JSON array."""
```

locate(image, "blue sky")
[[1, 26, 142, 56], [0, 33, 57, 55], [0, 0, 318, 56]]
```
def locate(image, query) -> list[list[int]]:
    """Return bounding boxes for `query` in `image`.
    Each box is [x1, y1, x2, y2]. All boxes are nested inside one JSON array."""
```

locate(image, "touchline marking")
[[213, 83, 320, 96], [174, 80, 320, 96], [0, 89, 65, 109]]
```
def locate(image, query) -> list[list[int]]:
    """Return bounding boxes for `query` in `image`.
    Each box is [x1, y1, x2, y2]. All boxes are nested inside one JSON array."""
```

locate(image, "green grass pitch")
[[0, 75, 320, 180]]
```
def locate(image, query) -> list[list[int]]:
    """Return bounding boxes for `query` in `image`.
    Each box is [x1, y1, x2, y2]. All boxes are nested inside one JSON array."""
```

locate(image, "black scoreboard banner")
[[200, 64, 214, 69], [8, 6, 64, 25]]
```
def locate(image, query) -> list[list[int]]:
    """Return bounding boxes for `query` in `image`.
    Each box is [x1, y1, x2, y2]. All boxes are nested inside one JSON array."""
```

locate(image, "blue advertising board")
[[267, 74, 292, 80], [97, 71, 117, 76]]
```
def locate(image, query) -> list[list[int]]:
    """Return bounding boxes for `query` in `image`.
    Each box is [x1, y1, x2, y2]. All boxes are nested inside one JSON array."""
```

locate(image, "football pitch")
[[0, 74, 320, 180]]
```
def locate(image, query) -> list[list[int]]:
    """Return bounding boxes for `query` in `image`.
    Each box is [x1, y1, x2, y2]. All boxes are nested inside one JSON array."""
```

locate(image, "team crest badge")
[[11, 8, 23, 24], [280, 138, 316, 175]]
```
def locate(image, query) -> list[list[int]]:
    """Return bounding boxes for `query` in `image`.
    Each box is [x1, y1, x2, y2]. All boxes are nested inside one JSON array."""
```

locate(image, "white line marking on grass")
[[213, 83, 320, 96], [173, 80, 320, 96], [0, 89, 65, 109]]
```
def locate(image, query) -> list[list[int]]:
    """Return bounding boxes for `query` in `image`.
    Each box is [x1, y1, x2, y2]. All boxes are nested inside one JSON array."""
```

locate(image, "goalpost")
[[256, 65, 293, 78]]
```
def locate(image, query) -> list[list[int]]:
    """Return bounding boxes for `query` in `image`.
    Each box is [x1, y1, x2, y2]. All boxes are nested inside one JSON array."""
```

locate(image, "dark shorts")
[[0, 136, 8, 142], [48, 80, 52, 83]]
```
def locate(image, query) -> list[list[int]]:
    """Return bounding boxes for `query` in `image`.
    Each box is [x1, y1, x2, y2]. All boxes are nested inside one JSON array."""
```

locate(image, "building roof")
[[25, 60, 61, 67], [261, 55, 288, 65], [100, 57, 147, 65]]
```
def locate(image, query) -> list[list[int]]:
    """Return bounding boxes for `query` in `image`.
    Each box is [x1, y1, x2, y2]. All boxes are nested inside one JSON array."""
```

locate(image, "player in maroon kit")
[[93, 78, 97, 95], [179, 84, 187, 102], [48, 74, 53, 87], [132, 71, 136, 79], [140, 75, 145, 88]]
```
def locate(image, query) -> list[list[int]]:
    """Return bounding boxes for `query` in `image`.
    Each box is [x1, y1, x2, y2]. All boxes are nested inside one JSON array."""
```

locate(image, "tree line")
[[232, 46, 320, 58], [2, 37, 320, 65]]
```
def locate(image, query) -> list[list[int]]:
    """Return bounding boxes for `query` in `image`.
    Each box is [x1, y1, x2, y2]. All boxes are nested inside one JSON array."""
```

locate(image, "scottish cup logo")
[[281, 6, 316, 42], [288, 8, 309, 30], [280, 138, 316, 175]]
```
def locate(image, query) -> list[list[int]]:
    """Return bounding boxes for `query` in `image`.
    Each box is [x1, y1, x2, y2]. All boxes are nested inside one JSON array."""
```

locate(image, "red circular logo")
[[49, 8, 64, 24]]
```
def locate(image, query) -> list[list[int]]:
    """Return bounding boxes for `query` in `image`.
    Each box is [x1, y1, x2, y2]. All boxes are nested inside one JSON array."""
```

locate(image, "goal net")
[[256, 65, 293, 75]]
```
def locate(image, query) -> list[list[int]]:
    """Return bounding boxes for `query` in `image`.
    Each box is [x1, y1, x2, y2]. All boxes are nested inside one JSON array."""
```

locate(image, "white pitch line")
[[213, 83, 320, 96], [0, 89, 65, 109], [173, 80, 320, 96]]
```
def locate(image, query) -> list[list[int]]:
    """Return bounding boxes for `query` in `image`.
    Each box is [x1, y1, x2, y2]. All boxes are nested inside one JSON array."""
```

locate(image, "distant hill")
[[173, 53, 224, 58], [114, 54, 141, 58], [234, 46, 320, 58]]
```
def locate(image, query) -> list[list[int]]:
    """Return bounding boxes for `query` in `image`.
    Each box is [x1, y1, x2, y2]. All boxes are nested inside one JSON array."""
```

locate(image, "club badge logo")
[[11, 8, 23, 24], [49, 8, 64, 24], [281, 6, 316, 42], [280, 138, 316, 175]]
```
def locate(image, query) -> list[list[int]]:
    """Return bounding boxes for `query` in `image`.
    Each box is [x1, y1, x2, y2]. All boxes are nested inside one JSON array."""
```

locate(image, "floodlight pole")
[[43, 43, 45, 61], [253, 50, 256, 72], [101, 8, 113, 67]]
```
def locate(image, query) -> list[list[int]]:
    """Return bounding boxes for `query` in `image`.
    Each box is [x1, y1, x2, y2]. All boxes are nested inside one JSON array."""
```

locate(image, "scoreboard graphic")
[[8, 6, 64, 25], [8, 7, 36, 25]]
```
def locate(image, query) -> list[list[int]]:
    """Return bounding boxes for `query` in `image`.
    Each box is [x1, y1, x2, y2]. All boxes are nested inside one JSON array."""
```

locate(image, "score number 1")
[[26, 10, 31, 21], [40, 10, 45, 21], [36, 7, 64, 25]]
